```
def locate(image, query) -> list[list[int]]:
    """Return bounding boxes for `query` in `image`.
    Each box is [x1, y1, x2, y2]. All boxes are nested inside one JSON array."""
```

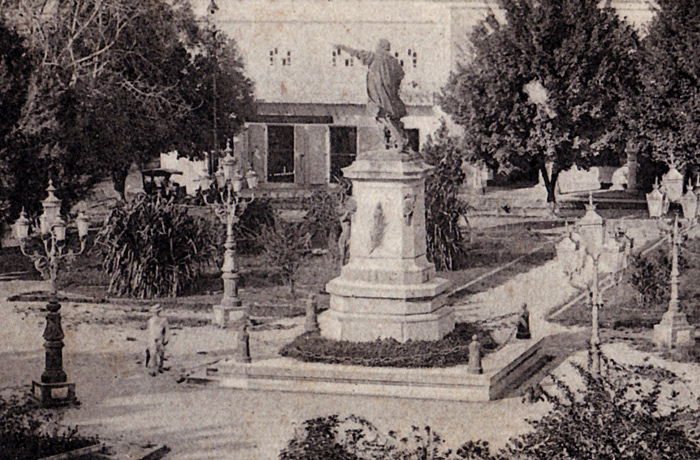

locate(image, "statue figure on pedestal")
[[335, 39, 410, 152], [337, 194, 357, 266]]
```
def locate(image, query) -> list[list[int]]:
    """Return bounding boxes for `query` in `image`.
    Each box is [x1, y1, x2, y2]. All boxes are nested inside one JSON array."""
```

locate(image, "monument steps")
[[186, 338, 543, 402]]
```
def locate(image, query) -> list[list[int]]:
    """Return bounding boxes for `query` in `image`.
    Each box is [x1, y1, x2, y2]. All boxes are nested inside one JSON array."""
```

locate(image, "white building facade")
[[192, 0, 654, 189]]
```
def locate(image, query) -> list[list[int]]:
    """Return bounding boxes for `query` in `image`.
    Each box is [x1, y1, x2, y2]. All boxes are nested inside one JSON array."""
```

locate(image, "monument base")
[[653, 311, 695, 348], [320, 304, 454, 343], [323, 275, 452, 342], [30, 380, 78, 407], [323, 148, 454, 342], [186, 338, 544, 402]]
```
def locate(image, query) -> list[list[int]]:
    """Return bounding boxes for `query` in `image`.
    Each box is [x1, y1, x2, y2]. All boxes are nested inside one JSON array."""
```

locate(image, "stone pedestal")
[[653, 310, 694, 348], [322, 149, 453, 342]]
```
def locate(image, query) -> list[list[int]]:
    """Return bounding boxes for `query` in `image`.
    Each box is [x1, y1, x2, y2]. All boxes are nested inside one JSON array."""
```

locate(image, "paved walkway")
[[0, 279, 549, 459]]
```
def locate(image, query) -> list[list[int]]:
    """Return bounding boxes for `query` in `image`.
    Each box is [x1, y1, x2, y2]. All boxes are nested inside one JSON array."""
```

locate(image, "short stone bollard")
[[304, 294, 320, 334], [468, 335, 483, 375], [234, 321, 251, 363]]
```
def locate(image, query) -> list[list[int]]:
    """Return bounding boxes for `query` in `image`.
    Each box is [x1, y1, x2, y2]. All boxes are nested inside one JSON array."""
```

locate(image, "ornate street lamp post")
[[557, 195, 629, 377], [13, 180, 89, 406], [653, 214, 695, 348], [204, 142, 257, 331]]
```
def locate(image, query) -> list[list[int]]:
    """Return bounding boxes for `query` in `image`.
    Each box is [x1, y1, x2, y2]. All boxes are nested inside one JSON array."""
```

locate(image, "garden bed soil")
[[279, 322, 497, 368]]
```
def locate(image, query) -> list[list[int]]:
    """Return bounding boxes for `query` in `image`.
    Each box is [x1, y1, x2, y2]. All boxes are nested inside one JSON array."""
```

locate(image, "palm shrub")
[[423, 123, 471, 271], [234, 197, 275, 255], [97, 194, 218, 298], [256, 213, 312, 296]]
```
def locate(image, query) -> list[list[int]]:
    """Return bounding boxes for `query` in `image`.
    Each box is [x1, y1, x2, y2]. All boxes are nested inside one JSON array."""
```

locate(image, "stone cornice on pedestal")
[[344, 149, 433, 181]]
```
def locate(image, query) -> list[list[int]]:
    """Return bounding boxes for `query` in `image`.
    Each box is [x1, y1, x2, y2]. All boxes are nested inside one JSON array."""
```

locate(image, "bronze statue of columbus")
[[335, 39, 410, 152]]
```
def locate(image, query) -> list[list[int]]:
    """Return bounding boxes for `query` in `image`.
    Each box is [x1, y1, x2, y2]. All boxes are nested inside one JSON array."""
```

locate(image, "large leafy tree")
[[441, 0, 639, 202], [0, 0, 254, 218], [626, 0, 700, 182], [0, 16, 32, 234]]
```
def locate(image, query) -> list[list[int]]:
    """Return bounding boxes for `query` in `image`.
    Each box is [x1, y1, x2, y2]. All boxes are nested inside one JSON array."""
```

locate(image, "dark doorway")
[[330, 126, 357, 183], [406, 128, 420, 153], [267, 125, 295, 183]]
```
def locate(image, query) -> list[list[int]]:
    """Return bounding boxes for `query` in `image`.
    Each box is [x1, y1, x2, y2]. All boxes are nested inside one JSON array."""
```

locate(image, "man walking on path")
[[145, 304, 169, 375]]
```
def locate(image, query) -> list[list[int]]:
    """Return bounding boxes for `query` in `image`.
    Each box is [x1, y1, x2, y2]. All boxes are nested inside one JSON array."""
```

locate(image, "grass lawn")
[[0, 221, 562, 331], [548, 237, 700, 364], [444, 223, 558, 300]]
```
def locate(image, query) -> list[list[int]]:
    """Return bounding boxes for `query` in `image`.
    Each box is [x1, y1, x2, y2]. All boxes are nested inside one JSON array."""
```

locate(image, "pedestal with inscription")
[[322, 149, 453, 342]]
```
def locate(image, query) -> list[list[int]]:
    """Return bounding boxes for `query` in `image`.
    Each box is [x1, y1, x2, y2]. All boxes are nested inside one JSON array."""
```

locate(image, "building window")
[[282, 50, 291, 66], [267, 125, 295, 183], [394, 48, 418, 69], [332, 48, 354, 68], [406, 129, 420, 152], [330, 126, 357, 182], [269, 48, 292, 67]]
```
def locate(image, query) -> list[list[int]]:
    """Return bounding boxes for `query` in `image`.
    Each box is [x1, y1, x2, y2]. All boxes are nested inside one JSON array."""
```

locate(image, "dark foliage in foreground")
[[0, 394, 98, 460], [279, 358, 700, 459], [280, 323, 496, 368]]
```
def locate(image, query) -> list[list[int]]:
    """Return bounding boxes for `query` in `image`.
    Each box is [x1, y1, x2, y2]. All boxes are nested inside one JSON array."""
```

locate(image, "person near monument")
[[468, 335, 483, 374], [335, 39, 410, 152], [516, 303, 531, 340], [337, 193, 357, 266], [145, 303, 169, 375]]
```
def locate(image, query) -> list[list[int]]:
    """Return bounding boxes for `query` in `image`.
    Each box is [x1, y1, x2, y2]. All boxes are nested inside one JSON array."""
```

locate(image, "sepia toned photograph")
[[2, 0, 700, 458]]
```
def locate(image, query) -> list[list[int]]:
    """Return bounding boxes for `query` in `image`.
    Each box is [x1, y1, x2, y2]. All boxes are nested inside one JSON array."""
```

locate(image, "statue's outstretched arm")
[[334, 44, 373, 65]]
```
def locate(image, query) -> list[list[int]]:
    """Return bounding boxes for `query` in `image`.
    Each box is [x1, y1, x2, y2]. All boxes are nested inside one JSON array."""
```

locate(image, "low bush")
[[279, 323, 496, 368], [97, 194, 219, 298], [255, 213, 312, 296], [0, 394, 98, 460], [423, 122, 471, 271], [280, 414, 454, 460], [234, 197, 276, 255], [302, 188, 343, 250], [627, 247, 687, 309]]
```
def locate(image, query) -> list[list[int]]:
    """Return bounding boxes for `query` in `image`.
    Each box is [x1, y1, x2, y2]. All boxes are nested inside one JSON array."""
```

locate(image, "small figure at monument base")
[[337, 194, 357, 267], [468, 335, 483, 374], [516, 303, 531, 340]]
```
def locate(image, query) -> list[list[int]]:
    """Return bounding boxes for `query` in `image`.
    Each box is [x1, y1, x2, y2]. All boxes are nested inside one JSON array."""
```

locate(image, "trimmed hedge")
[[279, 323, 496, 368]]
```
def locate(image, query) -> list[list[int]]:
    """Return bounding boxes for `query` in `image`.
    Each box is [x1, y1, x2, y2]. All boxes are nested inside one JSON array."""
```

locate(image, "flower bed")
[[279, 323, 497, 368]]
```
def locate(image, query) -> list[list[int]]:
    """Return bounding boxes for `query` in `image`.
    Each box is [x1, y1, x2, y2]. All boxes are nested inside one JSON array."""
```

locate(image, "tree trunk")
[[539, 163, 560, 203]]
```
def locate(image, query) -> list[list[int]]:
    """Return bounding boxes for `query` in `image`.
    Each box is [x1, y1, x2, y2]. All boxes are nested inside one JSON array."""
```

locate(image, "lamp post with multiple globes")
[[204, 141, 257, 320], [13, 180, 89, 406], [557, 195, 629, 378]]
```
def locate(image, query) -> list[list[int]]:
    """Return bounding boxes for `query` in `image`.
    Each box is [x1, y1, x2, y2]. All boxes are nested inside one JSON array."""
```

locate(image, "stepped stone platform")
[[187, 338, 544, 402]]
